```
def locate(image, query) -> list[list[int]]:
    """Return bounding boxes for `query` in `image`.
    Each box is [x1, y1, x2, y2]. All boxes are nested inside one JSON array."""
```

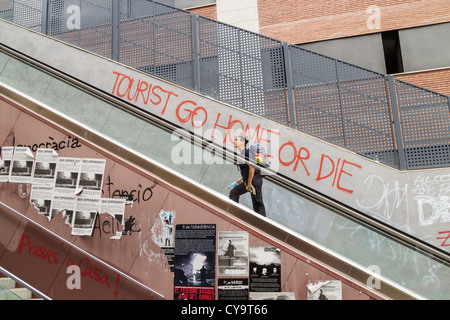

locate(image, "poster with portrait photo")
[[174, 224, 216, 300], [0, 147, 14, 182], [249, 246, 281, 292], [218, 231, 248, 276]]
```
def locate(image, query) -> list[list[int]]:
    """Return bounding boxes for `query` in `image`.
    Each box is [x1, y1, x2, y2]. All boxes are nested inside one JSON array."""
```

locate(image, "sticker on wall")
[[30, 185, 54, 220], [174, 224, 216, 300], [307, 280, 342, 300], [218, 231, 248, 276]]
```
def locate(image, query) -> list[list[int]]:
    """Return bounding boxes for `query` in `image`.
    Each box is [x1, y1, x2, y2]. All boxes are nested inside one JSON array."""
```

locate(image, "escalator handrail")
[[0, 265, 52, 300]]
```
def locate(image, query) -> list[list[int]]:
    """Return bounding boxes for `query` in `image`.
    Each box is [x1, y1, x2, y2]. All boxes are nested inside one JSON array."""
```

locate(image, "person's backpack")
[[249, 143, 271, 168]]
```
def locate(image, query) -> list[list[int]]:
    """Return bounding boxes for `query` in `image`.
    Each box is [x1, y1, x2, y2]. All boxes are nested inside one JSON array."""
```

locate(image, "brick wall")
[[394, 68, 450, 96], [188, 1, 449, 96], [188, 4, 217, 20], [257, 0, 450, 44]]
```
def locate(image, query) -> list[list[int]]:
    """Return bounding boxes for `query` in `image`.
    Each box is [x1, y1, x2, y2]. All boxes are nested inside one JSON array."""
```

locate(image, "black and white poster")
[[71, 197, 99, 236], [174, 224, 216, 300], [218, 231, 248, 276], [30, 185, 54, 220], [218, 278, 248, 300], [0, 147, 14, 182], [250, 292, 295, 300], [78, 158, 106, 198], [32, 148, 58, 186], [307, 280, 342, 300], [249, 246, 281, 292], [54, 157, 82, 194], [9, 147, 34, 183]]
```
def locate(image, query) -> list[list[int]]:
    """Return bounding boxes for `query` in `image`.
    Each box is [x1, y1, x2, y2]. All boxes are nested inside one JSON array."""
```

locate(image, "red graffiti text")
[[19, 234, 59, 264]]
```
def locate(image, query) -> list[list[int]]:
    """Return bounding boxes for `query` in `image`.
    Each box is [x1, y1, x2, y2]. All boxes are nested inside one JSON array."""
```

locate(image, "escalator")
[[0, 19, 449, 300]]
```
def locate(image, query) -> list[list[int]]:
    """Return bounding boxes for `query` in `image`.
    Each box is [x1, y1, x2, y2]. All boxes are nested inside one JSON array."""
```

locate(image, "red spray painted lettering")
[[437, 231, 450, 247], [112, 71, 178, 115], [111, 71, 363, 195], [316, 154, 362, 194], [211, 113, 280, 150], [66, 258, 120, 295], [19, 234, 59, 264], [176, 100, 208, 128], [278, 141, 310, 176]]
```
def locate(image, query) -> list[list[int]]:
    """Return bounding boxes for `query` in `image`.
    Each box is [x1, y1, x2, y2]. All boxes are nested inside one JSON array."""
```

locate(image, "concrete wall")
[[217, 0, 259, 33], [399, 22, 450, 72]]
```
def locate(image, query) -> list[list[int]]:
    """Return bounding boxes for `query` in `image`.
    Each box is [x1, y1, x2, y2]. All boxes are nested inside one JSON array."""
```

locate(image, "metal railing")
[[1, 0, 449, 170], [0, 265, 51, 300]]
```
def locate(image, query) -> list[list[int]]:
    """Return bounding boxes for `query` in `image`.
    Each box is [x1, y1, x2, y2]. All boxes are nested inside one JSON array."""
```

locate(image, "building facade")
[[177, 0, 450, 95]]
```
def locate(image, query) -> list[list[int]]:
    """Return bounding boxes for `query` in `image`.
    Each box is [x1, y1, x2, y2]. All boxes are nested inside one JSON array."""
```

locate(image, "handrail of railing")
[[0, 265, 52, 300], [0, 201, 165, 300]]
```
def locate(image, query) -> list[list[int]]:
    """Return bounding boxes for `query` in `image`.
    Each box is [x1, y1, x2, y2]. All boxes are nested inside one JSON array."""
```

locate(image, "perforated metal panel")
[[12, 0, 42, 32], [290, 47, 345, 145], [395, 80, 450, 169], [119, 0, 194, 89], [197, 17, 288, 125], [48, 0, 113, 59], [290, 45, 398, 167], [336, 61, 396, 165]]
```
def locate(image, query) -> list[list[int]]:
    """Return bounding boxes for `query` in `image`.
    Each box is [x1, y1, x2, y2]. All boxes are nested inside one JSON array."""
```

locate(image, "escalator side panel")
[[0, 86, 385, 300]]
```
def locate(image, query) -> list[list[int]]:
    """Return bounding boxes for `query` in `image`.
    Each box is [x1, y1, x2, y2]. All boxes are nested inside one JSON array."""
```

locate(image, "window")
[[382, 30, 404, 74]]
